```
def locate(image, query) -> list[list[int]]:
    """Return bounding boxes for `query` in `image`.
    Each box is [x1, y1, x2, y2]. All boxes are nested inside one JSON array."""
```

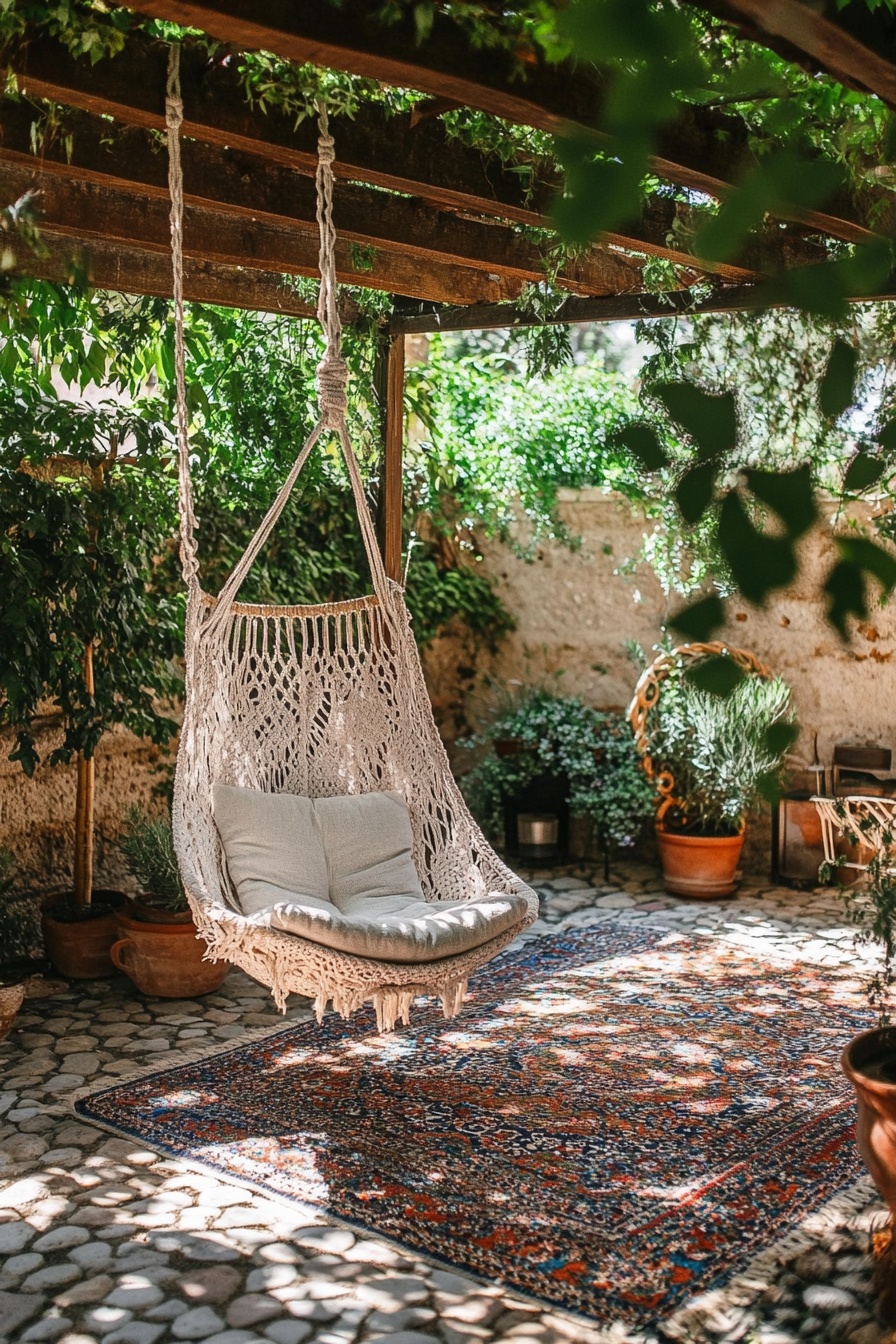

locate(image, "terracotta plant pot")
[[111, 909, 227, 997], [841, 1026, 896, 1221], [131, 895, 194, 925], [0, 980, 26, 1041], [41, 890, 127, 980], [656, 824, 745, 899]]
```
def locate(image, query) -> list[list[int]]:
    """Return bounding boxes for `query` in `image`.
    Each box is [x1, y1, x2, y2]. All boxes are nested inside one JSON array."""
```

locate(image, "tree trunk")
[[72, 641, 95, 906]]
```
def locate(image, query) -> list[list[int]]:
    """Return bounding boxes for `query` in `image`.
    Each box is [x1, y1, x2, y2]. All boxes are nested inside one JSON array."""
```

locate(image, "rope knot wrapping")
[[317, 132, 336, 167], [316, 352, 348, 428]]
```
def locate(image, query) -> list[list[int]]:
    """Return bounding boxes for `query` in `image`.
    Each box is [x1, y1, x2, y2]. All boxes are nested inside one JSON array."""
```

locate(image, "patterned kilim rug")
[[76, 925, 871, 1328]]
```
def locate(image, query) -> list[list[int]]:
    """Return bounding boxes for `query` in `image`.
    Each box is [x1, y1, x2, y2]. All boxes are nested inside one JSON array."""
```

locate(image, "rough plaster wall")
[[422, 490, 896, 875], [0, 719, 175, 892]]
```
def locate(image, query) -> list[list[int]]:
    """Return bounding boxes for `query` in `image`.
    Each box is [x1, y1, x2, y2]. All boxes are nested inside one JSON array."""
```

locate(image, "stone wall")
[[422, 491, 896, 874], [0, 716, 175, 892]]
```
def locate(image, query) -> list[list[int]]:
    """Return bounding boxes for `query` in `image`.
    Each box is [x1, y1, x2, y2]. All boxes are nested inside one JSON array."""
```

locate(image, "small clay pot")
[[131, 895, 194, 925], [41, 891, 127, 980], [0, 980, 26, 1042], [111, 909, 227, 997], [656, 824, 745, 899], [841, 1026, 896, 1221]]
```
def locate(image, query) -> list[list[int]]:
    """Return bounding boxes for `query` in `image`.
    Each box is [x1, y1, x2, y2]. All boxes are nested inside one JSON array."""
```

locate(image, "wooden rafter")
[[13, 232, 316, 315], [0, 102, 647, 297], [389, 278, 896, 334], [698, 0, 896, 109], [4, 27, 825, 282], [121, 0, 895, 245], [0, 159, 522, 306]]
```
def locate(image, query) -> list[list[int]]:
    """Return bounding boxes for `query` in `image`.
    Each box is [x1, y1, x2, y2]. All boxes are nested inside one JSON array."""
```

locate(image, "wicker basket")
[[627, 640, 772, 823], [0, 981, 25, 1042]]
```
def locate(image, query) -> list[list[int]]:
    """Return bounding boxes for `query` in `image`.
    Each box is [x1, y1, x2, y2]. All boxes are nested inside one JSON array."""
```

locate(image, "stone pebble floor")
[[0, 861, 892, 1344]]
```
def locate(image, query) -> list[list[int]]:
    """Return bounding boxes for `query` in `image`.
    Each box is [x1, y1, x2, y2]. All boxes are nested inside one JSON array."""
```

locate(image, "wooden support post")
[[73, 641, 95, 907], [71, 450, 111, 906], [384, 333, 405, 583]]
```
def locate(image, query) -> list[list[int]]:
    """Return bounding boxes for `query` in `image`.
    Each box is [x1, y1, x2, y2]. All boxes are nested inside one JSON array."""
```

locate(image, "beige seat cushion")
[[247, 888, 530, 963]]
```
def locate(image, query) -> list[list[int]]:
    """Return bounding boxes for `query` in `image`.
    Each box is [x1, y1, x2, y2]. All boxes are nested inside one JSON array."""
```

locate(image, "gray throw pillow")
[[314, 790, 424, 908], [211, 783, 329, 915]]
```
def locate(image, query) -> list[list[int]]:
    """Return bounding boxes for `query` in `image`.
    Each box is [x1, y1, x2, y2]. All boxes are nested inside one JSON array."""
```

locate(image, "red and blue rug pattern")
[[76, 925, 870, 1327]]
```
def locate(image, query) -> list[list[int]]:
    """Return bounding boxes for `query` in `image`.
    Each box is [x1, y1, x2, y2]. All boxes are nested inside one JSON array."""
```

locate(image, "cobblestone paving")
[[0, 863, 892, 1344]]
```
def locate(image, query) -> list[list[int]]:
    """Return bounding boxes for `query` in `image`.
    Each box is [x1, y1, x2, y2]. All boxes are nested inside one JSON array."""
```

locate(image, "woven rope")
[[164, 49, 537, 1029], [314, 104, 348, 428], [165, 46, 199, 588]]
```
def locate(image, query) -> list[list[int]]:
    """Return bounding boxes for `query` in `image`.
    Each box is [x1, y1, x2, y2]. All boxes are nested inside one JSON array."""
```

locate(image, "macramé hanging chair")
[[163, 48, 537, 1031]]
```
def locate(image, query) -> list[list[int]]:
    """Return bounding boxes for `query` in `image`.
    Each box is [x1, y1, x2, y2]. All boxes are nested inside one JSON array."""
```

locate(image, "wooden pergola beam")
[[4, 29, 821, 282], [697, 0, 896, 109], [6, 33, 551, 227], [13, 231, 316, 316], [0, 102, 647, 297], [389, 278, 896, 334], [0, 159, 528, 306], [121, 0, 894, 245]]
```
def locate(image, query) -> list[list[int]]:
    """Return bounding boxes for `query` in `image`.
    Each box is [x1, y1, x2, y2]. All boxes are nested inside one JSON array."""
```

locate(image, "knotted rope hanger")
[[164, 43, 390, 619]]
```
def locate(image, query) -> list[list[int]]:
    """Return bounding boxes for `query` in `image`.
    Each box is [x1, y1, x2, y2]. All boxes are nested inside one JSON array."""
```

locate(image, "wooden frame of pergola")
[[4, 0, 896, 583]]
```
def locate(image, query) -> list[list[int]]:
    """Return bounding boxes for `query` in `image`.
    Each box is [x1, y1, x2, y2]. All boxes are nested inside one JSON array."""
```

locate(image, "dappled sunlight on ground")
[[0, 859, 890, 1344]]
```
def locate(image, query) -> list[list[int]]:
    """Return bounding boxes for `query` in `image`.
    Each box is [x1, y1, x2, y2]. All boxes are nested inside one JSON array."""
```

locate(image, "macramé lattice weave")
[[164, 46, 537, 1031]]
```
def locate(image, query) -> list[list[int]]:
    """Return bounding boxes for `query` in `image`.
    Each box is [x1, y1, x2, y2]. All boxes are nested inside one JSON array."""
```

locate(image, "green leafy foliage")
[[685, 654, 744, 698], [820, 339, 859, 420], [675, 461, 717, 525], [843, 451, 886, 494], [824, 536, 896, 636], [460, 686, 654, 856], [629, 305, 896, 642], [615, 423, 668, 472], [117, 804, 187, 911], [694, 152, 843, 266], [654, 384, 737, 460], [669, 594, 725, 642], [407, 333, 662, 554], [641, 656, 796, 835], [0, 384, 183, 775], [0, 282, 515, 774]]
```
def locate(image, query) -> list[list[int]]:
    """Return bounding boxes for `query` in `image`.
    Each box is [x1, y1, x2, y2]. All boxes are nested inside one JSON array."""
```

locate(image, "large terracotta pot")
[[41, 891, 127, 979], [131, 895, 194, 925], [656, 824, 745, 899], [841, 1027, 896, 1220], [111, 910, 227, 998]]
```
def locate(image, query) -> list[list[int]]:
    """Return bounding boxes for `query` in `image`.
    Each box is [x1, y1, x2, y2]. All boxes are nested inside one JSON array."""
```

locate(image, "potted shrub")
[[629, 644, 794, 898], [112, 806, 227, 997], [461, 685, 653, 873], [0, 849, 37, 1039], [0, 373, 182, 977]]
